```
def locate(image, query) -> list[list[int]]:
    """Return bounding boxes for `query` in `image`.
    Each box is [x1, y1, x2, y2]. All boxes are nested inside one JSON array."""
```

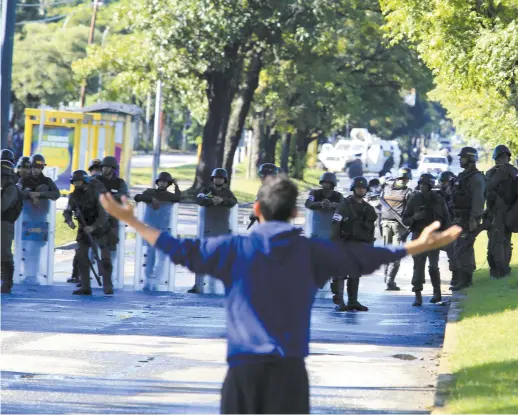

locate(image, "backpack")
[[1, 183, 23, 223]]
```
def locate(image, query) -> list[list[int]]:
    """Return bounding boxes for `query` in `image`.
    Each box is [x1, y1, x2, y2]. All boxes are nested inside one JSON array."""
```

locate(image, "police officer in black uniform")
[[485, 144, 518, 279], [191, 168, 238, 293], [1, 156, 23, 294], [196, 168, 238, 209], [380, 167, 413, 290], [16, 156, 31, 181], [67, 159, 108, 285], [96, 156, 128, 251], [135, 172, 181, 207], [436, 171, 457, 287], [450, 147, 486, 291], [248, 163, 280, 228], [331, 177, 377, 311], [64, 170, 114, 295], [403, 174, 450, 305], [304, 172, 343, 214], [19, 154, 60, 204]]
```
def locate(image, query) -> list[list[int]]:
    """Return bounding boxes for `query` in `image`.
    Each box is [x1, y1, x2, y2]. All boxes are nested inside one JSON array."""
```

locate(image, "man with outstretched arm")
[[100, 176, 461, 415]]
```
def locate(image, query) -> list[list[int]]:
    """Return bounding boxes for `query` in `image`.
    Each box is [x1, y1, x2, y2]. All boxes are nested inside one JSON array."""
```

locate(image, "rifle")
[[379, 196, 411, 240], [72, 208, 104, 287], [449, 220, 490, 261], [247, 216, 257, 230]]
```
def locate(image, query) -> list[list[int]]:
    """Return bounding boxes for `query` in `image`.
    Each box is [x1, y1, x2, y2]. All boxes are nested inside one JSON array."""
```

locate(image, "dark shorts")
[[221, 358, 309, 414]]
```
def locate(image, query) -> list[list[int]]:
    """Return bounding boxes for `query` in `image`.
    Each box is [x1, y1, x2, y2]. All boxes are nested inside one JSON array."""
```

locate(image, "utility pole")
[[1, 0, 17, 149], [151, 80, 162, 186], [79, 0, 100, 108]]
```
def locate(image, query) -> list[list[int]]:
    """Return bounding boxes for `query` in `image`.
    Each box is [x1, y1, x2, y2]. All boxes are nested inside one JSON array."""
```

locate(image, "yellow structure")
[[24, 106, 138, 193]]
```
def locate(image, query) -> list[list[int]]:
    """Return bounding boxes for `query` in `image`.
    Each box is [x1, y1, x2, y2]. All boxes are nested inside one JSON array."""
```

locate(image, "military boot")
[[430, 291, 442, 303], [73, 265, 92, 295], [412, 291, 422, 306], [429, 269, 442, 303], [333, 279, 347, 312], [1, 262, 14, 294], [346, 278, 368, 311], [448, 270, 458, 290], [67, 258, 80, 284], [386, 280, 400, 291], [102, 264, 114, 295], [451, 273, 470, 291]]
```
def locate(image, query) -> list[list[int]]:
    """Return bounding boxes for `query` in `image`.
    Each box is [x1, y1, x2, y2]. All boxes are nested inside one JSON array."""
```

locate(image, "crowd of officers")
[[306, 145, 516, 311], [2, 145, 517, 308]]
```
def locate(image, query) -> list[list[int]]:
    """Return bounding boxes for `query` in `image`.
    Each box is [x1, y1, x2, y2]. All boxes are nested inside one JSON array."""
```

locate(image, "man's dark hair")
[[257, 175, 298, 222]]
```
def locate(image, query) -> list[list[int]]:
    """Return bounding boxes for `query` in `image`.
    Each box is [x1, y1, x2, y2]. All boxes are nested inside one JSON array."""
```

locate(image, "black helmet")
[[258, 163, 279, 179], [1, 149, 15, 164], [458, 146, 478, 162], [397, 167, 412, 180], [70, 169, 90, 184], [1, 160, 15, 176], [88, 158, 102, 172], [101, 156, 119, 170], [368, 178, 380, 187], [16, 156, 31, 169], [350, 176, 369, 191], [418, 173, 435, 188], [319, 172, 337, 187], [156, 171, 174, 185], [211, 168, 228, 182], [493, 144, 511, 160], [438, 171, 455, 183], [30, 153, 46, 168]]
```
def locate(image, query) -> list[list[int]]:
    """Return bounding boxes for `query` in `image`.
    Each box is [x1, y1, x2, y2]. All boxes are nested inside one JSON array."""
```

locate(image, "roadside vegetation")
[[443, 232, 518, 414]]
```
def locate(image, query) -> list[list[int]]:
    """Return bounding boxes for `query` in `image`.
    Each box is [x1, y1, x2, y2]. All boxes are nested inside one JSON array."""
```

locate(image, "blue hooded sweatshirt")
[[155, 221, 407, 367]]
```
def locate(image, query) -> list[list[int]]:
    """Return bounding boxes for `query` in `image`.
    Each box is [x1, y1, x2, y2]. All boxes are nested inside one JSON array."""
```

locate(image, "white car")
[[417, 155, 449, 177]]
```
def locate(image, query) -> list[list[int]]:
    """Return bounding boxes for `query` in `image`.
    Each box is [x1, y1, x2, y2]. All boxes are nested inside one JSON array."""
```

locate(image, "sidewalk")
[[1, 253, 452, 414]]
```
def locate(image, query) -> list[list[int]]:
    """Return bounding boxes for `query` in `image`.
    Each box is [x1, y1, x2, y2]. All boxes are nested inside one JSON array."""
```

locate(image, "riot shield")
[[134, 202, 178, 291], [195, 205, 238, 294], [304, 209, 333, 298], [14, 199, 56, 285], [110, 220, 126, 289]]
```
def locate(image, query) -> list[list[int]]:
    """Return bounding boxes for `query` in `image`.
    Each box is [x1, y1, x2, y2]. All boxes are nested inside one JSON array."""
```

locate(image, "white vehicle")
[[317, 128, 401, 174], [317, 140, 351, 172], [417, 155, 449, 177]]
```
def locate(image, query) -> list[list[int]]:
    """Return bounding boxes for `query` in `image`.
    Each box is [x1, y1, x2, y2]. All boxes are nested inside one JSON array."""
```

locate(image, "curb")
[[432, 291, 466, 414]]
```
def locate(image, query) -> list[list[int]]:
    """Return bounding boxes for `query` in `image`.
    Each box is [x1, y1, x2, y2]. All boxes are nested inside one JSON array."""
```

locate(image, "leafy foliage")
[[381, 0, 518, 148]]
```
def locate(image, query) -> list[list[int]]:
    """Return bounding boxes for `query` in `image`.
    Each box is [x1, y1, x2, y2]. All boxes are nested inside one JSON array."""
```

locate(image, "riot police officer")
[[331, 177, 377, 311], [450, 147, 486, 290], [347, 158, 363, 178], [196, 168, 237, 208], [96, 156, 128, 251], [67, 160, 108, 285], [485, 145, 518, 278], [16, 156, 31, 181], [135, 171, 181, 207], [19, 154, 60, 203], [88, 158, 102, 177], [403, 174, 450, 305], [304, 172, 343, 213], [192, 168, 238, 293], [436, 171, 457, 287], [1, 149, 15, 166], [1, 159, 23, 294], [63, 170, 115, 295], [380, 167, 413, 290], [248, 163, 280, 228]]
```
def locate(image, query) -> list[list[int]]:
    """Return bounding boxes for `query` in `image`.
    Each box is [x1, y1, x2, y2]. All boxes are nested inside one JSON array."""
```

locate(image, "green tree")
[[380, 0, 518, 147]]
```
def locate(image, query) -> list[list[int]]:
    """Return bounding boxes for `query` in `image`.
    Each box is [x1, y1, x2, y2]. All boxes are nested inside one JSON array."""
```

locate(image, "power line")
[[17, 0, 81, 7], [15, 14, 68, 25]]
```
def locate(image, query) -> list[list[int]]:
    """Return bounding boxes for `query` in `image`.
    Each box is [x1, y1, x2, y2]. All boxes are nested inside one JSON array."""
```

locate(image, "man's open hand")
[[405, 221, 462, 256], [100, 193, 135, 223]]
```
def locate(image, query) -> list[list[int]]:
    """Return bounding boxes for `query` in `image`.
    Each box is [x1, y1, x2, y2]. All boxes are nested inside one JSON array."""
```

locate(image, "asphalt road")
[[1, 154, 460, 414], [129, 153, 198, 169]]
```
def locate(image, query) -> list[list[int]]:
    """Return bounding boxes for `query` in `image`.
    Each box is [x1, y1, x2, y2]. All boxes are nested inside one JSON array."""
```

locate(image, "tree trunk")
[[290, 129, 310, 180], [250, 111, 264, 179], [192, 44, 242, 191], [263, 129, 279, 164], [280, 132, 291, 173], [223, 51, 263, 183]]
